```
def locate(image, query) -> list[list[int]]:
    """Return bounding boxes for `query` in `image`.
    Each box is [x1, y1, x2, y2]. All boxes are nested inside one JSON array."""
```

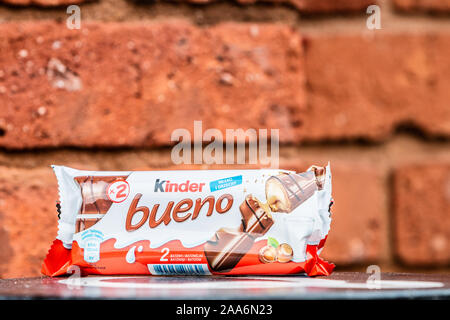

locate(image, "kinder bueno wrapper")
[[74, 176, 128, 233], [42, 164, 335, 277], [204, 195, 274, 272]]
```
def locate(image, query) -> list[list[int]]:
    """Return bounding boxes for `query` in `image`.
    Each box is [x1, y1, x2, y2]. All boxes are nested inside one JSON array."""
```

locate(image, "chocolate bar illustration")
[[204, 195, 274, 272], [265, 171, 318, 213], [307, 165, 326, 190], [74, 176, 128, 232], [238, 196, 274, 234]]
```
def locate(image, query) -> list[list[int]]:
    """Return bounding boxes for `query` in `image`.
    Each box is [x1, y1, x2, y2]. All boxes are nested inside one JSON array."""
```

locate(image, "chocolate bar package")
[[42, 164, 335, 276]]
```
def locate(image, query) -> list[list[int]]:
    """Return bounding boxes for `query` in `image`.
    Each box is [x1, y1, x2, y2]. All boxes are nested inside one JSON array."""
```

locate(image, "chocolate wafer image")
[[238, 195, 274, 235], [204, 195, 274, 272], [307, 165, 327, 190], [74, 176, 128, 232], [203, 228, 254, 273], [265, 171, 318, 213]]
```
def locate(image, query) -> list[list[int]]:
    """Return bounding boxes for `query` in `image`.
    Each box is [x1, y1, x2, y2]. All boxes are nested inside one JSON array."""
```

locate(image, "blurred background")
[[0, 0, 449, 279]]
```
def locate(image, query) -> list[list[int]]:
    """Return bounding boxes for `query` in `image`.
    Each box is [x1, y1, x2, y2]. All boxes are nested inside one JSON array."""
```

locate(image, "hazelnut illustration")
[[276, 243, 293, 263], [259, 245, 277, 264]]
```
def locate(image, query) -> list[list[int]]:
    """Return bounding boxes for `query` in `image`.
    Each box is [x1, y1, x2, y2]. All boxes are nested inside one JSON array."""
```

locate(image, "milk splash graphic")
[[126, 245, 144, 264]]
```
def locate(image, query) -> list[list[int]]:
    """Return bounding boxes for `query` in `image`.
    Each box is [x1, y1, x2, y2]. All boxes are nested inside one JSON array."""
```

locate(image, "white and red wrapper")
[[42, 164, 335, 276]]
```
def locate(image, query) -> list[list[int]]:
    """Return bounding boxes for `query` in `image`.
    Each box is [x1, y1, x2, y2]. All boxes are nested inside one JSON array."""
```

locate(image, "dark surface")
[[0, 272, 449, 300]]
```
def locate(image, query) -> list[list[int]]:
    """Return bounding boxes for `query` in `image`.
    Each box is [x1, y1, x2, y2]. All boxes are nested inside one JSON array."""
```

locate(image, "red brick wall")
[[0, 0, 449, 278]]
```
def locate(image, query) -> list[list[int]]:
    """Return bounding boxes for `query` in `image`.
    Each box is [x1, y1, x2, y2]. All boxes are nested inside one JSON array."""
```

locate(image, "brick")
[[0, 167, 58, 278], [0, 0, 86, 5], [304, 33, 450, 142], [3, 24, 450, 150], [0, 21, 304, 149], [290, 0, 375, 13], [394, 0, 450, 12], [284, 162, 387, 265], [394, 163, 450, 266], [4, 25, 449, 150], [4, 0, 373, 12], [171, 0, 373, 13]]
